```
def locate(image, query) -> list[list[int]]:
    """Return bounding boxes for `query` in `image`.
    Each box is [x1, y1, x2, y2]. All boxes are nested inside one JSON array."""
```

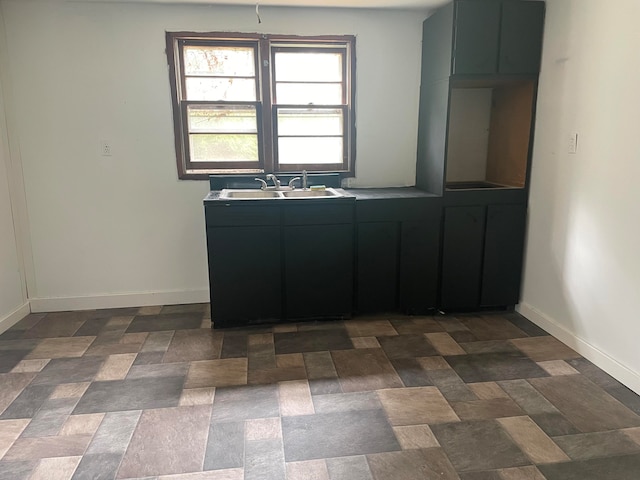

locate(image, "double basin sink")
[[219, 188, 344, 200]]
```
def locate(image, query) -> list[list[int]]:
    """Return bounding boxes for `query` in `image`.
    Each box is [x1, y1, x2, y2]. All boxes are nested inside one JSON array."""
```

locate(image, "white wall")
[[0, 0, 425, 309], [0, 5, 28, 329], [520, 0, 640, 393]]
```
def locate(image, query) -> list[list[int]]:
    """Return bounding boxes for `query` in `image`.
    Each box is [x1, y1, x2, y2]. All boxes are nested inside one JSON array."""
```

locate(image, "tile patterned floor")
[[1, 306, 640, 479]]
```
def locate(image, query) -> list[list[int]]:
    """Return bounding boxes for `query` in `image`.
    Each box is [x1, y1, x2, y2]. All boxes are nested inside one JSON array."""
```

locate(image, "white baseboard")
[[29, 289, 209, 313], [0, 302, 31, 335], [517, 302, 640, 396]]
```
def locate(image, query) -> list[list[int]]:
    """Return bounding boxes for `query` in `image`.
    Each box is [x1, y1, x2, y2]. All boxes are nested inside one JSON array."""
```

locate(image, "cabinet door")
[[480, 203, 527, 306], [499, 1, 545, 74], [400, 220, 440, 314], [356, 222, 399, 313], [284, 224, 354, 319], [440, 206, 486, 310], [207, 226, 282, 327], [452, 1, 501, 75]]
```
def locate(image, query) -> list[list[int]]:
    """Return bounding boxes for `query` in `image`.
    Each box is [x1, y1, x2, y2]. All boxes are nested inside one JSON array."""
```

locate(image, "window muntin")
[[166, 33, 355, 179]]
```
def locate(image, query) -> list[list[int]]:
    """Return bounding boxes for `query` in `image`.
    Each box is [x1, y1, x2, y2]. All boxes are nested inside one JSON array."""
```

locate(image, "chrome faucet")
[[266, 173, 281, 190], [302, 170, 308, 190], [288, 177, 301, 189], [254, 178, 268, 190]]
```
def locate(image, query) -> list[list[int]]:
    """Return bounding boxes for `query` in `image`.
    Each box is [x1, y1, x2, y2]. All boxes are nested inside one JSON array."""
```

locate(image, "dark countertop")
[[346, 187, 439, 200], [205, 187, 439, 203]]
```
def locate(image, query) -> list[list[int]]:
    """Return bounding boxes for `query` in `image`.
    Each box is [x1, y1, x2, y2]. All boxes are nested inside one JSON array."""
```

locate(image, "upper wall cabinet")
[[452, 0, 545, 76]]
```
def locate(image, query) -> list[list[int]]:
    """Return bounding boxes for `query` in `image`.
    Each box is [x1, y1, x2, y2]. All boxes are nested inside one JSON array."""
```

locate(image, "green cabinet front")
[[453, 0, 545, 76], [207, 225, 282, 327]]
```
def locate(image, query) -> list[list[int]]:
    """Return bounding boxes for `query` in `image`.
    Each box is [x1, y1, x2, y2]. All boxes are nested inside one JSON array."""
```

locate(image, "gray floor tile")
[[204, 421, 244, 470], [0, 385, 55, 419], [31, 356, 105, 386], [210, 384, 279, 422], [326, 455, 373, 480], [72, 453, 123, 480], [73, 376, 184, 414], [538, 453, 640, 480], [431, 420, 530, 472], [282, 409, 400, 461]]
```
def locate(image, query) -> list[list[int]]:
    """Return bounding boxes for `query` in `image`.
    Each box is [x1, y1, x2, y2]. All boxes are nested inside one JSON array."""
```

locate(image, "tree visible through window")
[[166, 33, 356, 179]]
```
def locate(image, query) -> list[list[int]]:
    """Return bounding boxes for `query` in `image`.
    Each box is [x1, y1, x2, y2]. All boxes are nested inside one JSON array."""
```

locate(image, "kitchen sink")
[[219, 190, 282, 199], [219, 188, 343, 200], [281, 189, 341, 198]]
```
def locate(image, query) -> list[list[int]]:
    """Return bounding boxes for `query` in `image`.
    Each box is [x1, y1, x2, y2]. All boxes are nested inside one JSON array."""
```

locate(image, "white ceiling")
[[76, 0, 450, 10]]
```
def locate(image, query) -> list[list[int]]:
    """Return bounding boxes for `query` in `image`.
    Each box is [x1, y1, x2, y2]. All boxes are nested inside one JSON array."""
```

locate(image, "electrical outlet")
[[101, 140, 112, 156], [568, 133, 578, 154]]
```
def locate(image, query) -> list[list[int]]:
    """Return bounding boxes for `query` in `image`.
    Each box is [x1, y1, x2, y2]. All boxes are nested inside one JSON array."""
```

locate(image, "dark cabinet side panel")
[[480, 203, 527, 307], [499, 1, 545, 74], [208, 226, 282, 327], [452, 1, 501, 75], [440, 206, 486, 310], [356, 222, 399, 314], [400, 219, 440, 313], [284, 224, 354, 319]]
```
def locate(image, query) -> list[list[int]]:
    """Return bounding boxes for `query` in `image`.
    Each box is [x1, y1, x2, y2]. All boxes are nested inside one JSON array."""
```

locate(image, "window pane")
[[277, 109, 343, 136], [275, 83, 342, 105], [184, 46, 255, 76], [274, 52, 342, 82], [190, 134, 259, 162], [278, 137, 343, 165], [188, 105, 257, 133], [186, 77, 256, 101]]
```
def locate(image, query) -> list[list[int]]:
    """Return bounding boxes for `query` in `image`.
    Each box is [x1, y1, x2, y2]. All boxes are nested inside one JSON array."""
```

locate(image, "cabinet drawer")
[[205, 205, 280, 227], [283, 204, 353, 226]]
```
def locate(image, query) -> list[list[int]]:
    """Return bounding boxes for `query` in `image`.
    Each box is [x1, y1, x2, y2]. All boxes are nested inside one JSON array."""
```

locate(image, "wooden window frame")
[[166, 32, 356, 180]]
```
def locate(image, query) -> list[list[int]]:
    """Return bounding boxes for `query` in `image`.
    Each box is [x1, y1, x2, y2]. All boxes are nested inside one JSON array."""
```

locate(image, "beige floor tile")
[[425, 333, 466, 356], [286, 459, 329, 480], [59, 413, 105, 436], [185, 358, 248, 389], [138, 305, 163, 315], [345, 319, 398, 337], [417, 356, 451, 370], [378, 387, 460, 426], [351, 337, 381, 349], [498, 416, 570, 464], [368, 448, 459, 480], [0, 419, 30, 460], [159, 469, 244, 479], [469, 382, 510, 400], [117, 405, 212, 478], [498, 465, 546, 480], [537, 360, 579, 376], [276, 353, 305, 369], [332, 348, 403, 393], [245, 417, 282, 441], [393, 425, 440, 449], [3, 434, 92, 461], [29, 455, 82, 480], [623, 427, 640, 446], [452, 398, 525, 421], [279, 380, 315, 416], [51, 382, 91, 399], [179, 388, 216, 407], [248, 333, 273, 346], [95, 353, 137, 381], [10, 359, 50, 373], [273, 324, 297, 333], [0, 373, 36, 415], [26, 337, 95, 359], [510, 337, 580, 362]]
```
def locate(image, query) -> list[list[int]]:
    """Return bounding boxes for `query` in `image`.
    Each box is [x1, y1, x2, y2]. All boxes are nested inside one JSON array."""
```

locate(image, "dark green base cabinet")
[[440, 202, 527, 311], [355, 196, 441, 314], [205, 200, 354, 328]]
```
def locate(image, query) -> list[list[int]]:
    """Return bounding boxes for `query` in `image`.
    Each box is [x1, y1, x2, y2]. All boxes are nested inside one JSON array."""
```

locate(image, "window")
[[166, 32, 356, 180]]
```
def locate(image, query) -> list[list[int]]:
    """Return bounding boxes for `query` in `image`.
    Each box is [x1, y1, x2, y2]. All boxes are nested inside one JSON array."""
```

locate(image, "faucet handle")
[[254, 178, 268, 190], [288, 177, 301, 189]]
